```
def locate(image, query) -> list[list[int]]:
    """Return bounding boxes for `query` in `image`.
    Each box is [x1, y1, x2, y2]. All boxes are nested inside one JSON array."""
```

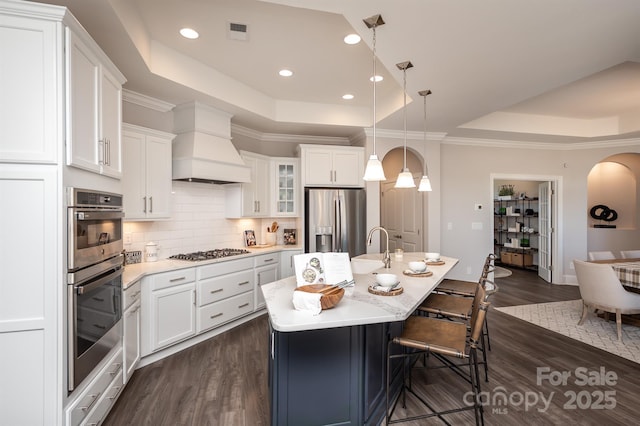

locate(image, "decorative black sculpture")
[[590, 204, 617, 228]]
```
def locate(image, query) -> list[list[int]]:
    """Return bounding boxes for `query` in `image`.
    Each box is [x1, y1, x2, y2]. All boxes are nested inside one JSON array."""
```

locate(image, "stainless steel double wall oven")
[[67, 188, 124, 391]]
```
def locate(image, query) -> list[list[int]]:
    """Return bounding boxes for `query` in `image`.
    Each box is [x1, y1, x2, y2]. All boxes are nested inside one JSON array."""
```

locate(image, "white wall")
[[123, 181, 298, 258], [440, 140, 640, 283]]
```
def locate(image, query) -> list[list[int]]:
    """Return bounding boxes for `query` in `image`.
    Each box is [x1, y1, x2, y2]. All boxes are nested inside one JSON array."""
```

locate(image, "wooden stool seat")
[[435, 279, 477, 297], [417, 293, 473, 319]]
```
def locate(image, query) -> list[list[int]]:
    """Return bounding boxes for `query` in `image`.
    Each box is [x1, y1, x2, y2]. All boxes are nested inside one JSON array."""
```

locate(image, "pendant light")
[[362, 14, 386, 181], [418, 89, 433, 192], [394, 61, 416, 188]]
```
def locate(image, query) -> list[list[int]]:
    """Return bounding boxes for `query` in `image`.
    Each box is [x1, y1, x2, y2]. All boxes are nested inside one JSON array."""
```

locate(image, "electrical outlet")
[[124, 233, 132, 245], [466, 267, 472, 275], [447, 222, 453, 230], [570, 261, 574, 270]]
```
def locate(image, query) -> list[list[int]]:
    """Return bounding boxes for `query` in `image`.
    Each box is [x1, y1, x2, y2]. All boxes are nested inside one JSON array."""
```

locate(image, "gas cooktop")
[[169, 248, 250, 261]]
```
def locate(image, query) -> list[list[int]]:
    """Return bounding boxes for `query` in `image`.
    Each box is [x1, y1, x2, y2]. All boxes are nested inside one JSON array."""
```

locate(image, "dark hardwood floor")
[[104, 268, 640, 425]]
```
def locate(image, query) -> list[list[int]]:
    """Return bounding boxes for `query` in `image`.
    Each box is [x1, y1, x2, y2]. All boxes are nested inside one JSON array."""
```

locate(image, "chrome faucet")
[[367, 226, 391, 268]]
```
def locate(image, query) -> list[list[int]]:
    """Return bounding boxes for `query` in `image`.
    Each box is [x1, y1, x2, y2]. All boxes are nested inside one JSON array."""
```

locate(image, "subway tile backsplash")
[[123, 181, 298, 259]]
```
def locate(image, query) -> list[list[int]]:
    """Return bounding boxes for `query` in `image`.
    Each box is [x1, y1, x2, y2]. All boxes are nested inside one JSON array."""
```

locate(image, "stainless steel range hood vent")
[[172, 102, 251, 184]]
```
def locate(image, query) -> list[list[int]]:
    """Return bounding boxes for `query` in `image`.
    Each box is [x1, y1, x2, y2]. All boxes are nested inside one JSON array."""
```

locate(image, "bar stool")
[[434, 254, 496, 350], [434, 253, 495, 297], [416, 278, 499, 381], [386, 286, 490, 425]]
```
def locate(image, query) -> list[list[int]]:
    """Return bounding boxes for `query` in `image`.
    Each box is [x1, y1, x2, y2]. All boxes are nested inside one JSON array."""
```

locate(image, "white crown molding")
[[122, 89, 175, 112], [443, 135, 640, 150], [363, 127, 447, 142], [231, 123, 351, 145]]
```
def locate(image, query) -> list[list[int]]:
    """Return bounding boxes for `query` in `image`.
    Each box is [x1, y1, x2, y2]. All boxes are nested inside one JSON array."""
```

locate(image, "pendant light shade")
[[362, 14, 386, 182], [363, 154, 385, 181], [396, 170, 416, 188], [394, 61, 415, 188], [417, 89, 433, 192], [418, 175, 432, 192]]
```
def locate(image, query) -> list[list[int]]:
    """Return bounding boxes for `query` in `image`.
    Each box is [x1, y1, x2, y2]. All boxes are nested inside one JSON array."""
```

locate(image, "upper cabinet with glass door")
[[272, 158, 299, 217]]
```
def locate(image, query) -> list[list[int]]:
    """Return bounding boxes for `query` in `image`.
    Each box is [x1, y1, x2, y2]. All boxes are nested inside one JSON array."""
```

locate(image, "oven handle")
[[76, 267, 122, 295], [74, 210, 124, 221]]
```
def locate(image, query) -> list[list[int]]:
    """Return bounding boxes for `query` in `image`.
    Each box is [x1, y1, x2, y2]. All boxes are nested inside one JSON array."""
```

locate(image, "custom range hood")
[[172, 102, 251, 184]]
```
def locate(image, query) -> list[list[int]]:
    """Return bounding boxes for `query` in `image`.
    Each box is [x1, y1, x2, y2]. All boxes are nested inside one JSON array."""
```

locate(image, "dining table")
[[589, 258, 640, 290]]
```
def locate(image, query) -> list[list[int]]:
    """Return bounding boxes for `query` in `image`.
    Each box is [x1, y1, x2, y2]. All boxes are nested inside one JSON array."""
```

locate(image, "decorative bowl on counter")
[[375, 273, 399, 287], [295, 284, 345, 310], [408, 261, 427, 273], [425, 252, 441, 261]]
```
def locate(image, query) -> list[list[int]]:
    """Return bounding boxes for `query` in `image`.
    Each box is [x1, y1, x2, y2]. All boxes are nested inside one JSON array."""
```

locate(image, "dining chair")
[[587, 250, 616, 261], [386, 286, 490, 425], [574, 259, 640, 342], [620, 250, 640, 259]]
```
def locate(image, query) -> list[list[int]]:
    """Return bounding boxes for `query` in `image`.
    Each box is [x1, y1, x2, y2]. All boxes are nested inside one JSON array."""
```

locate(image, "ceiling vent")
[[227, 22, 248, 41]]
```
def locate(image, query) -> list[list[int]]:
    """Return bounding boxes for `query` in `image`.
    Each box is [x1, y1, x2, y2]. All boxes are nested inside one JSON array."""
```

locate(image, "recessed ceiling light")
[[342, 94, 354, 100], [343, 34, 361, 45], [279, 69, 294, 77], [179, 28, 199, 39], [369, 75, 383, 82]]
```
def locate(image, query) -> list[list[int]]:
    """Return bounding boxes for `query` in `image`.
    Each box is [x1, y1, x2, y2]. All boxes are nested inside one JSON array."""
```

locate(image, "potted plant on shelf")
[[498, 184, 515, 200]]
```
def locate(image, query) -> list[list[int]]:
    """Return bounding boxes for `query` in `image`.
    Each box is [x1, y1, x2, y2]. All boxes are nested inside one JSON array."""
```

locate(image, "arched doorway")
[[587, 153, 640, 256], [379, 147, 425, 253]]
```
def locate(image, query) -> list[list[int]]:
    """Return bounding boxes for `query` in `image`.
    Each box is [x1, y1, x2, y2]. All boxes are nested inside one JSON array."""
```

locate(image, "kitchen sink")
[[350, 258, 385, 274]]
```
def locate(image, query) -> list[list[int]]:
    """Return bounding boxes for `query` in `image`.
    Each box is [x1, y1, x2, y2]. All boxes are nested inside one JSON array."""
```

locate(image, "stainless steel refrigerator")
[[304, 188, 367, 258]]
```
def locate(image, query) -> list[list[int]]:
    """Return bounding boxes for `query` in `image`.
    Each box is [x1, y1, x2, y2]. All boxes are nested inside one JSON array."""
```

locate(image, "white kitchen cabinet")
[[66, 346, 123, 426], [254, 254, 279, 310], [280, 249, 302, 278], [272, 158, 300, 216], [0, 12, 58, 164], [66, 27, 125, 179], [299, 145, 364, 187], [142, 269, 197, 355], [196, 257, 255, 333], [123, 281, 141, 384], [225, 151, 270, 218], [122, 124, 174, 219]]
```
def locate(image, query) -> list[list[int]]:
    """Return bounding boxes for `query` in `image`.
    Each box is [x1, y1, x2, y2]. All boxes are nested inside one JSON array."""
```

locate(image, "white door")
[[381, 182, 423, 253], [538, 182, 552, 282]]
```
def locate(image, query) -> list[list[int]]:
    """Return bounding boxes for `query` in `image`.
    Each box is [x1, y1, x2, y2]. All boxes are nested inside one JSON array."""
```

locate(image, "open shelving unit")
[[494, 197, 539, 270]]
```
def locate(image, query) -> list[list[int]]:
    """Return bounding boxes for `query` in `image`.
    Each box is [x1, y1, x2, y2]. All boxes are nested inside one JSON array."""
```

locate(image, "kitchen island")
[[262, 253, 459, 426]]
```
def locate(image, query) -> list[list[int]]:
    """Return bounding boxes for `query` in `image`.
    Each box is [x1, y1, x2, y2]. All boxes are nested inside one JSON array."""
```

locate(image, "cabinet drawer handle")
[[210, 288, 224, 294], [264, 258, 274, 263], [107, 386, 122, 400], [108, 363, 122, 377], [93, 324, 107, 330], [79, 393, 100, 411], [92, 297, 105, 302], [143, 196, 147, 213], [150, 196, 153, 213], [238, 303, 250, 309], [238, 281, 250, 286], [169, 276, 186, 282], [210, 312, 223, 319]]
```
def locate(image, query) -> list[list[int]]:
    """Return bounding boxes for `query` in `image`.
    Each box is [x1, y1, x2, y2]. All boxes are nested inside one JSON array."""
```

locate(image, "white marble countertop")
[[263, 252, 459, 332], [122, 245, 302, 289]]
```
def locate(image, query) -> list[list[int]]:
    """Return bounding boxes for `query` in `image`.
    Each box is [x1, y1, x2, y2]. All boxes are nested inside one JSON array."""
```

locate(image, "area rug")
[[493, 266, 512, 278], [496, 300, 640, 364]]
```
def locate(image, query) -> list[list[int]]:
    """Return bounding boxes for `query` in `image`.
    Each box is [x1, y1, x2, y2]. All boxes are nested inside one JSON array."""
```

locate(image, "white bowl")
[[375, 273, 398, 287], [408, 261, 427, 273], [425, 252, 440, 261]]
